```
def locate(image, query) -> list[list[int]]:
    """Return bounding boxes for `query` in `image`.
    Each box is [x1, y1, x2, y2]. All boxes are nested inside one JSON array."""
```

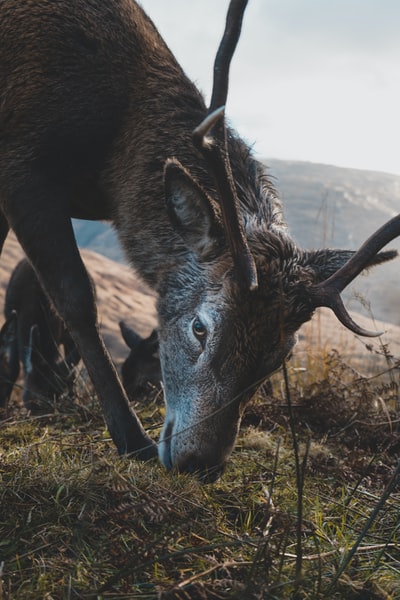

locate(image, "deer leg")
[[62, 329, 81, 370], [5, 185, 157, 459]]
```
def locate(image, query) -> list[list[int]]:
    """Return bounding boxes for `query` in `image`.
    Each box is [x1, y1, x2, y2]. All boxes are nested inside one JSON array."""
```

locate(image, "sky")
[[139, 0, 400, 176]]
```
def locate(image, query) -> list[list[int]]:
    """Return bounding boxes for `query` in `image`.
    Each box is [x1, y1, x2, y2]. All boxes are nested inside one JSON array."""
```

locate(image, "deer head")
[[155, 0, 399, 481]]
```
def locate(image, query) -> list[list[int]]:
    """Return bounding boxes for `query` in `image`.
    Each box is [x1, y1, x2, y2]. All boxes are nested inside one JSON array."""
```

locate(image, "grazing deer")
[[0, 259, 81, 414], [119, 322, 161, 400], [0, 0, 398, 479]]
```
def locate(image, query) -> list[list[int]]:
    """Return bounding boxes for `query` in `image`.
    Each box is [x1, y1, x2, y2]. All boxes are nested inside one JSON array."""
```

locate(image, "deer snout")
[[158, 418, 230, 483]]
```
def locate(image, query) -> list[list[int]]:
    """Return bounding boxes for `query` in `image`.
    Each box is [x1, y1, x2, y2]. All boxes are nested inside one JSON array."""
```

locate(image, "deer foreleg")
[[5, 186, 157, 459]]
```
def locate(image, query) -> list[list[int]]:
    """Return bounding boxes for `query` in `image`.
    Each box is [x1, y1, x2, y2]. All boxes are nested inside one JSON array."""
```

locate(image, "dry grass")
[[1, 338, 399, 600]]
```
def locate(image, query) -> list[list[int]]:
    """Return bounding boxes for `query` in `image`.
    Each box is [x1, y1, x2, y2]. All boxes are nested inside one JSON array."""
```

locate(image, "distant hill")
[[266, 160, 399, 326], [72, 160, 399, 326], [72, 220, 126, 264]]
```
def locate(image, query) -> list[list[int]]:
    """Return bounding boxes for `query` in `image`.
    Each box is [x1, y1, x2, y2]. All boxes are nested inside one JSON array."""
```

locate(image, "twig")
[[176, 559, 253, 589], [283, 542, 399, 562], [282, 359, 310, 594]]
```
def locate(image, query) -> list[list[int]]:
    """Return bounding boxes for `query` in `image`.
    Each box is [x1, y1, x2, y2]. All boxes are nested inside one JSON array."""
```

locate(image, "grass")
[[0, 331, 399, 599]]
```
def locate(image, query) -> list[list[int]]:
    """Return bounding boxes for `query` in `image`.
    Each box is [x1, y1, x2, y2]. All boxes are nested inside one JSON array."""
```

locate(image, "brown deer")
[[0, 259, 81, 414], [0, 0, 398, 480], [119, 322, 161, 400]]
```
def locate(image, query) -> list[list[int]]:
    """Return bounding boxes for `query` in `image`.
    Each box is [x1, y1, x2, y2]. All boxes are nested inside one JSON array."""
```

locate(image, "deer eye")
[[192, 317, 207, 342]]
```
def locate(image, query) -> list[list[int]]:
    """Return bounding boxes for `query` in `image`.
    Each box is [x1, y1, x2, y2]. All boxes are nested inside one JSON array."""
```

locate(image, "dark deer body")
[[0, 259, 80, 413], [0, 0, 398, 479]]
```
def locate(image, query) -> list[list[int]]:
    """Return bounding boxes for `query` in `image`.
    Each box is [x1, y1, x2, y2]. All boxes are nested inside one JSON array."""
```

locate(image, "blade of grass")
[[282, 359, 311, 595]]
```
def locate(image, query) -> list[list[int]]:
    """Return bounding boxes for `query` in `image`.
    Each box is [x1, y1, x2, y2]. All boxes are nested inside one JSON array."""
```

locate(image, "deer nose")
[[159, 422, 225, 482]]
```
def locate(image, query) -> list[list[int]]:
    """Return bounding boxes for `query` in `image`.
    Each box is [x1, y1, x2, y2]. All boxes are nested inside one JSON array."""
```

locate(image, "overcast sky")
[[139, 0, 400, 176]]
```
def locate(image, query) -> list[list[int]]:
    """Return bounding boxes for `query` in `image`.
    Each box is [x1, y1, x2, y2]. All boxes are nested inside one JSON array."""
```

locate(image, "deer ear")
[[301, 248, 397, 283], [119, 320, 142, 351], [164, 159, 223, 259]]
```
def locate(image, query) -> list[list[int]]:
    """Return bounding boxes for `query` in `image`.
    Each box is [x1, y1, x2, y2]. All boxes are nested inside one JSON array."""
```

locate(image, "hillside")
[[72, 160, 400, 326], [72, 219, 126, 264], [267, 159, 399, 326]]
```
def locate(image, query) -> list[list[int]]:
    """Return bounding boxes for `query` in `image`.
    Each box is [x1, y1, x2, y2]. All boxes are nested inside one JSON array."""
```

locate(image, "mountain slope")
[[266, 160, 399, 325]]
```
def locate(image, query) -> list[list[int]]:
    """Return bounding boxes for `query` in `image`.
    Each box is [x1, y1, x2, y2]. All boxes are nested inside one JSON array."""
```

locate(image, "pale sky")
[[139, 0, 400, 176]]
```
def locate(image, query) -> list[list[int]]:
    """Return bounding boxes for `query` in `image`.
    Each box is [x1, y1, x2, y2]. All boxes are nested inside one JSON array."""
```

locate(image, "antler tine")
[[193, 0, 258, 291], [209, 0, 249, 114], [193, 108, 258, 290], [308, 214, 400, 337]]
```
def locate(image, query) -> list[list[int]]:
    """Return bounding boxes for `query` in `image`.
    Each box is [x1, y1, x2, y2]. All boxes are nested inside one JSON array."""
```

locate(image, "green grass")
[[1, 346, 399, 599]]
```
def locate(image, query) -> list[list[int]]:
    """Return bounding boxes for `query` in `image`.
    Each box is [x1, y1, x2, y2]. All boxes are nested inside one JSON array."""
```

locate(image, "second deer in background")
[[0, 259, 81, 415]]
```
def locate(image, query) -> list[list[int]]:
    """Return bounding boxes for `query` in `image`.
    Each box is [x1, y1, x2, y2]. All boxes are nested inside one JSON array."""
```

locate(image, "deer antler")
[[209, 0, 249, 113], [307, 214, 400, 337], [193, 0, 258, 291]]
